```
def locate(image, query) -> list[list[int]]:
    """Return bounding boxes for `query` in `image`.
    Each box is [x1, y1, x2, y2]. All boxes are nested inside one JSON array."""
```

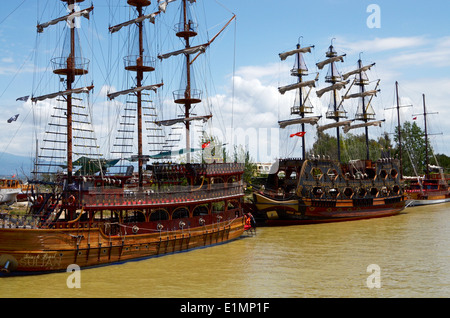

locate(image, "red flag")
[[413, 116, 417, 120], [202, 141, 211, 149], [290, 131, 306, 138]]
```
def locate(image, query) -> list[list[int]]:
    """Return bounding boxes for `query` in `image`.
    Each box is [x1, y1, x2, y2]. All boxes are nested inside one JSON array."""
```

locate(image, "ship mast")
[[177, 0, 200, 164], [107, 0, 163, 188], [341, 57, 379, 160], [33, 0, 94, 183], [315, 42, 347, 161], [156, 0, 235, 163], [396, 81, 403, 178], [277, 42, 319, 160], [412, 94, 439, 177]]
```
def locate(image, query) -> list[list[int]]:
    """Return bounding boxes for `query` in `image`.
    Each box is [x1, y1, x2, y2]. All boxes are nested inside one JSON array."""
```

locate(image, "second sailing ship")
[[251, 40, 406, 225]]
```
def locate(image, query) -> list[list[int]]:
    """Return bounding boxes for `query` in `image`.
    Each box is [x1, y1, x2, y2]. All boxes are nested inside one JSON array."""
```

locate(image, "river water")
[[1, 203, 449, 298]]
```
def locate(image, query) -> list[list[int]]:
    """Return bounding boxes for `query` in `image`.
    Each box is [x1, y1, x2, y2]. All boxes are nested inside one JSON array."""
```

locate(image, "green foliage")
[[307, 130, 393, 163], [393, 121, 432, 176], [232, 144, 256, 184], [435, 154, 450, 171]]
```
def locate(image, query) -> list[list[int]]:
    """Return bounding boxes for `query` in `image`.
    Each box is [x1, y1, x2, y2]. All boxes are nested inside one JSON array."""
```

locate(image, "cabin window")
[[344, 187, 353, 198], [358, 187, 367, 197], [312, 187, 323, 197], [227, 200, 239, 210], [370, 187, 379, 197], [193, 205, 209, 216], [327, 169, 339, 181], [329, 188, 339, 197], [172, 207, 189, 219], [390, 169, 398, 179], [150, 209, 169, 221], [366, 168, 376, 180], [392, 185, 400, 194], [212, 201, 225, 213], [311, 168, 322, 179]]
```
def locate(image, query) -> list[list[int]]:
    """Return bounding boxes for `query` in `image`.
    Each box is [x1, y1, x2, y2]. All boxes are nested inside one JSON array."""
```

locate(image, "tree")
[[307, 130, 393, 163], [393, 121, 433, 176], [435, 154, 450, 172], [232, 144, 256, 184]]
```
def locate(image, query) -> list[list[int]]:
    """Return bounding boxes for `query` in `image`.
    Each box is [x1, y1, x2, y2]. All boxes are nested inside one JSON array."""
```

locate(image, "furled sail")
[[109, 12, 160, 33], [279, 46, 314, 61], [32, 85, 94, 102], [278, 79, 316, 95], [316, 54, 346, 70], [278, 116, 321, 129], [154, 114, 212, 127], [317, 119, 354, 132], [158, 45, 207, 60], [37, 6, 94, 33], [342, 63, 376, 80], [159, 0, 177, 13], [343, 89, 379, 100], [107, 83, 163, 100], [316, 80, 349, 98], [342, 120, 384, 133]]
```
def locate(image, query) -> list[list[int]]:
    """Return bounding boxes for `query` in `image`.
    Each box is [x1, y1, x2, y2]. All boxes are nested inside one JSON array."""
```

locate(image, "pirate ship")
[[393, 83, 450, 206], [0, 0, 245, 275], [251, 41, 405, 225]]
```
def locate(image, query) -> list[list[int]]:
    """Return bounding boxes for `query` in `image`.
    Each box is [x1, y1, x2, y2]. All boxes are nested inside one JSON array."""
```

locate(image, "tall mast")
[[358, 59, 369, 160], [135, 1, 148, 188], [318, 42, 347, 161], [395, 81, 403, 179], [296, 44, 306, 160], [351, 57, 378, 160], [66, 1, 75, 184], [34, 0, 94, 183], [412, 94, 439, 177], [423, 94, 429, 176], [108, 0, 163, 188], [155, 0, 235, 161], [277, 42, 318, 160], [175, 0, 201, 164]]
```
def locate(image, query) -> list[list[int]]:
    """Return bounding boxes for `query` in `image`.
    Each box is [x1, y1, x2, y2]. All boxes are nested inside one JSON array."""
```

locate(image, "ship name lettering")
[[19, 253, 62, 268]]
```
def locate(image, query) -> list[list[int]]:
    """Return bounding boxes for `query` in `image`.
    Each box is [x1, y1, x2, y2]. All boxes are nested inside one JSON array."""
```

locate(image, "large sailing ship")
[[251, 41, 405, 225], [0, 0, 245, 275], [393, 83, 450, 206]]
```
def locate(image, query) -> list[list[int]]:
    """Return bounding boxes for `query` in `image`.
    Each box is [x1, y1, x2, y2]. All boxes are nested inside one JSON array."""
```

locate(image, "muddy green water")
[[1, 203, 449, 298]]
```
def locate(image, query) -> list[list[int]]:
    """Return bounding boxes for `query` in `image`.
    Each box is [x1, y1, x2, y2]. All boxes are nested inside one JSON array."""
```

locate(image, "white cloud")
[[338, 36, 427, 54]]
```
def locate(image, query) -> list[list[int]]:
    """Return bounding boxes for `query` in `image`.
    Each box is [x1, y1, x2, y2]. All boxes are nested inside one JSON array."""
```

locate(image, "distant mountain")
[[0, 152, 33, 178]]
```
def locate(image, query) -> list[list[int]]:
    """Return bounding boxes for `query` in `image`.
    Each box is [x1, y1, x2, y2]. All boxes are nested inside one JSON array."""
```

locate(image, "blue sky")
[[0, 0, 449, 164]]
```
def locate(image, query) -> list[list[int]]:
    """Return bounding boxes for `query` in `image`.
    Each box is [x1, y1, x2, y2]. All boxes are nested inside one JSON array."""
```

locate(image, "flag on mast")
[[290, 131, 306, 138]]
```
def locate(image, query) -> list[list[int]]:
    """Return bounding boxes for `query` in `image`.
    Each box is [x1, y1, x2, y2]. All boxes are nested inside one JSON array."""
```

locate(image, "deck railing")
[[81, 181, 244, 208]]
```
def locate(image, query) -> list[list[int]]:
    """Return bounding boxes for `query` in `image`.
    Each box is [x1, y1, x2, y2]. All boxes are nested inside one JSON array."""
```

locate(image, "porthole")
[[390, 169, 398, 178], [370, 187, 379, 196], [344, 187, 353, 197]]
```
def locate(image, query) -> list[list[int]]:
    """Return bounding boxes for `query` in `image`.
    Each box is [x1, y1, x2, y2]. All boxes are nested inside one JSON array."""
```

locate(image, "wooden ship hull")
[[252, 158, 406, 226], [405, 190, 450, 207], [0, 163, 246, 275], [404, 174, 450, 207], [0, 214, 244, 274]]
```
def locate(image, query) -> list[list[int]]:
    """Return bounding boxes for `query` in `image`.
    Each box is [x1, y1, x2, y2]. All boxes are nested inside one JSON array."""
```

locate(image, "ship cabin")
[[261, 156, 402, 201]]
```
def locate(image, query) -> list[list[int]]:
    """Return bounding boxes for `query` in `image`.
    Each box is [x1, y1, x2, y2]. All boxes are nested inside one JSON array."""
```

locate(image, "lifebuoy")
[[37, 195, 43, 204], [132, 225, 139, 234], [68, 195, 76, 204]]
